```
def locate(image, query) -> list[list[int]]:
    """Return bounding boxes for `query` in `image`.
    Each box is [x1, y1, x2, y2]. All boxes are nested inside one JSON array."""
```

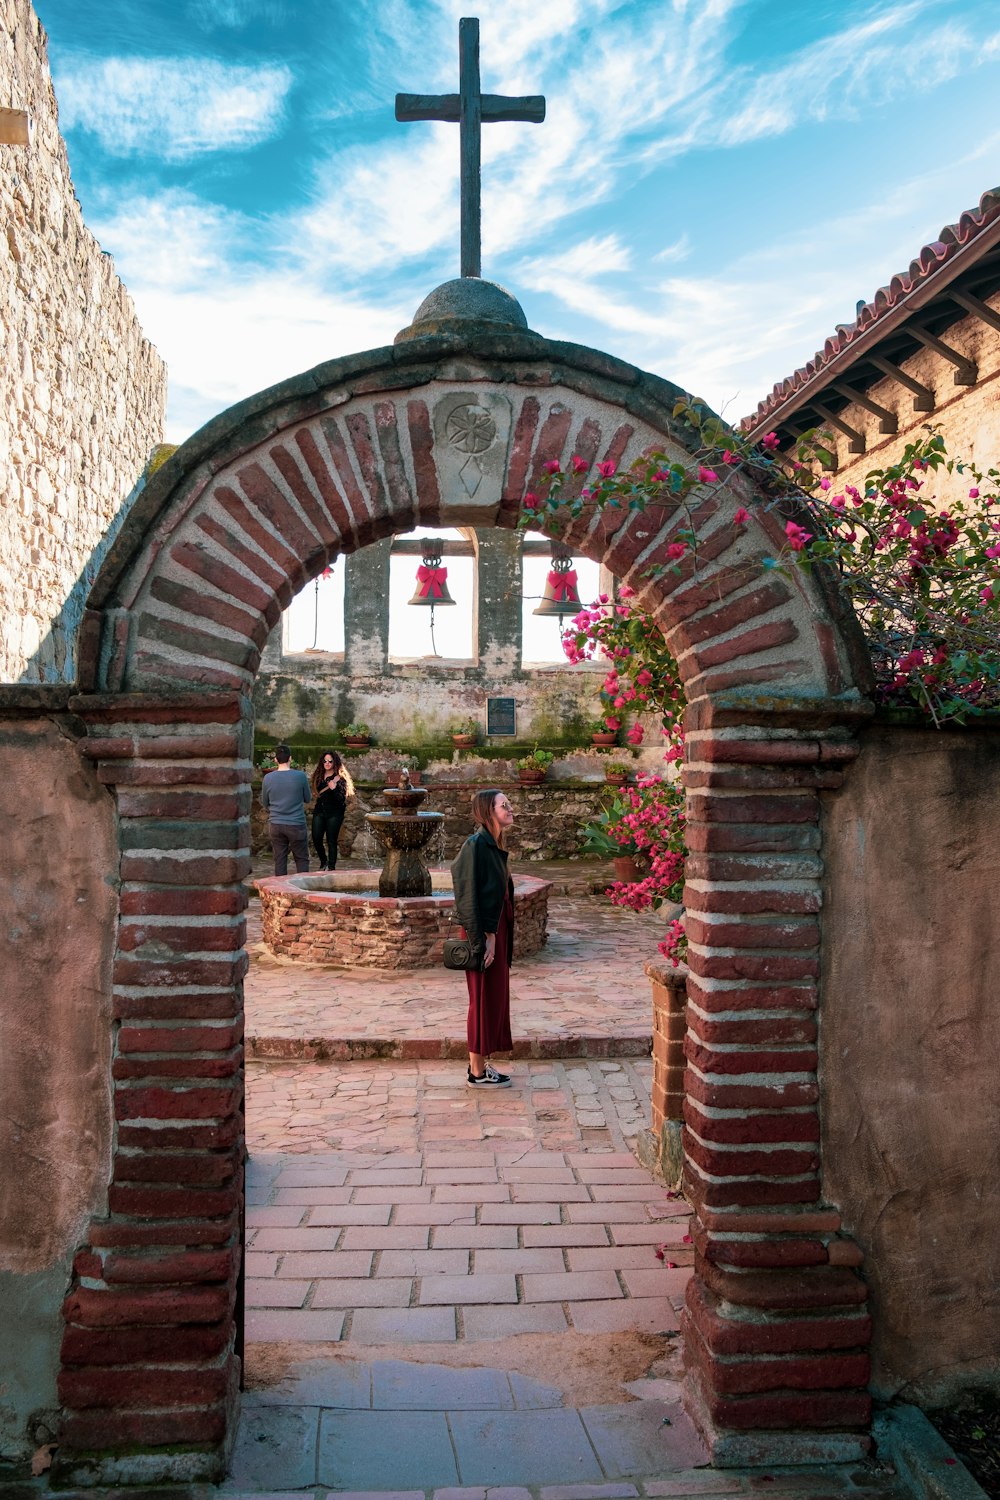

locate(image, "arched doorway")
[[62, 312, 874, 1480]]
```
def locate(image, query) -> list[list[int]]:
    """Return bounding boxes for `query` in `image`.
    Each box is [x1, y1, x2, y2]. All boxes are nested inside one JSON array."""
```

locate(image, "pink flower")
[[969, 487, 980, 499], [614, 696, 626, 709], [698, 466, 718, 483], [605, 715, 621, 731], [819, 476, 831, 491], [785, 520, 812, 551], [636, 669, 653, 687], [571, 455, 588, 473], [761, 432, 780, 451], [986, 545, 1000, 560], [733, 507, 750, 526], [830, 494, 846, 512], [652, 468, 670, 482], [581, 487, 592, 499], [542, 458, 560, 474], [626, 724, 644, 746], [722, 450, 738, 465], [618, 584, 636, 599], [666, 541, 687, 560], [981, 586, 995, 603], [523, 492, 540, 511], [596, 460, 616, 478]]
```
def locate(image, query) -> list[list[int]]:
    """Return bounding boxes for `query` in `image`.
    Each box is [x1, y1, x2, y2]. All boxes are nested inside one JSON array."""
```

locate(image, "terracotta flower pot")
[[613, 855, 644, 883], [518, 768, 547, 784], [591, 733, 617, 747], [452, 735, 476, 748], [605, 772, 627, 786], [344, 736, 370, 749]]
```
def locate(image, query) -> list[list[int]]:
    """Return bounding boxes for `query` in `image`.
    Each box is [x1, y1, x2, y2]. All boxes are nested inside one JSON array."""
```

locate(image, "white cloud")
[[54, 55, 292, 159]]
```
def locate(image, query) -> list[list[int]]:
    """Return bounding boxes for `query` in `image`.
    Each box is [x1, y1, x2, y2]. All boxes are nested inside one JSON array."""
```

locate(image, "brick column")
[[678, 717, 872, 1468], [55, 691, 250, 1486]]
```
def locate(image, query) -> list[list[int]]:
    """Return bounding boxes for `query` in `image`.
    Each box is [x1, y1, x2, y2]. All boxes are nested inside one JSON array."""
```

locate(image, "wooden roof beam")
[[907, 323, 977, 384], [813, 402, 865, 454], [948, 287, 1000, 335], [869, 355, 935, 412], [831, 382, 898, 435]]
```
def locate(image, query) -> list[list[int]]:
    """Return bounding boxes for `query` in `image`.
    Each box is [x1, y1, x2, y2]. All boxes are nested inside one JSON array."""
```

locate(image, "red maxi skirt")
[[465, 891, 513, 1056]]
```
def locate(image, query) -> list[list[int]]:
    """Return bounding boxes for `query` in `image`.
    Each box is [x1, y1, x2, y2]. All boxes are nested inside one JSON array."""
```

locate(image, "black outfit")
[[312, 777, 347, 869], [451, 827, 514, 1057]]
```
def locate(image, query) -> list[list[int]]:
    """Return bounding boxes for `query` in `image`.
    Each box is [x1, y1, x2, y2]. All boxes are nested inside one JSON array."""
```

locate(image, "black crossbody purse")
[[442, 924, 483, 972], [442, 936, 483, 971]]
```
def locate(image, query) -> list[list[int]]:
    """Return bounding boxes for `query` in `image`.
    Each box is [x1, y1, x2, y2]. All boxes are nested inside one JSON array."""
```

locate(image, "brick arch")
[[61, 331, 876, 1484]]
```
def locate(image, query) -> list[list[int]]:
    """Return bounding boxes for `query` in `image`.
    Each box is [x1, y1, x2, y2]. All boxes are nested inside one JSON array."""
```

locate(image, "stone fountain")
[[253, 773, 551, 970], [365, 768, 442, 897]]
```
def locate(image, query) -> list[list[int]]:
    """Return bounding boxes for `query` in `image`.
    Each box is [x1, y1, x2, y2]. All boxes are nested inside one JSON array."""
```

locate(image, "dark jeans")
[[270, 821, 309, 876], [312, 810, 344, 870]]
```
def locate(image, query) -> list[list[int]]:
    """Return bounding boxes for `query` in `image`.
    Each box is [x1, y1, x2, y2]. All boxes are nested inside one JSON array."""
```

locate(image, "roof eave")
[[742, 214, 1000, 442]]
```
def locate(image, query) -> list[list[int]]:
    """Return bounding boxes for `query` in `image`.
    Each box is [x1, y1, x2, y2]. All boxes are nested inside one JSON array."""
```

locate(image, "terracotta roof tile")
[[741, 186, 1000, 433]]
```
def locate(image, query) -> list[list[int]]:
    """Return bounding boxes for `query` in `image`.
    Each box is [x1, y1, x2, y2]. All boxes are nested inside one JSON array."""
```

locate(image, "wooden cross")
[[395, 16, 545, 279]]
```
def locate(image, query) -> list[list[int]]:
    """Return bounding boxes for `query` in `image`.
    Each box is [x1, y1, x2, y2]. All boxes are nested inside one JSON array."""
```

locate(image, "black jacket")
[[451, 827, 513, 960]]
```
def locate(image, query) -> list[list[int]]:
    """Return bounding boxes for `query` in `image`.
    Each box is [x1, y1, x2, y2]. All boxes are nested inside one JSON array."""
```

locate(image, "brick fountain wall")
[[254, 871, 550, 970]]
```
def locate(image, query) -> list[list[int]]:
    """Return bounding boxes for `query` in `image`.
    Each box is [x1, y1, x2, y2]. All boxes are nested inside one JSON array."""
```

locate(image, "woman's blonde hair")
[[312, 749, 355, 798], [470, 787, 508, 849]]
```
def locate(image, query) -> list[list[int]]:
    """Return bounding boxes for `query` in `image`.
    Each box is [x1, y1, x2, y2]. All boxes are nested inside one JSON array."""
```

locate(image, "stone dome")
[[394, 277, 531, 343]]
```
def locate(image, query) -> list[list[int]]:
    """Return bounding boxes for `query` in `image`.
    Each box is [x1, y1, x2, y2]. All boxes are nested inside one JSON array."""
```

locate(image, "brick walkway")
[[238, 868, 904, 1499]]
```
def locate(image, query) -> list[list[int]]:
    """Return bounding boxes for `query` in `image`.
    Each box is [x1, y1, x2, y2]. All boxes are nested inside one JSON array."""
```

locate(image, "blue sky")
[[34, 0, 1000, 445]]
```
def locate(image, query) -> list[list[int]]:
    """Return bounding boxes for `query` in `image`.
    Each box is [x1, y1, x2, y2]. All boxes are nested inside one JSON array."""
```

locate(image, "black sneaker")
[[467, 1065, 512, 1088]]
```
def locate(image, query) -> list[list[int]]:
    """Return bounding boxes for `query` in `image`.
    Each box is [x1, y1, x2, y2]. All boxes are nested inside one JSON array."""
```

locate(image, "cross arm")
[[395, 91, 544, 123], [396, 93, 460, 122], [481, 94, 545, 123]]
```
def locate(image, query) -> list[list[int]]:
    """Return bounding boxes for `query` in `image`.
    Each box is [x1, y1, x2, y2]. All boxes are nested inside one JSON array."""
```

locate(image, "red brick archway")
[[61, 330, 875, 1481]]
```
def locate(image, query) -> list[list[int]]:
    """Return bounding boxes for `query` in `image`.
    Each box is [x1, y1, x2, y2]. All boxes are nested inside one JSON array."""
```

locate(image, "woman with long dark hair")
[[450, 788, 515, 1087], [310, 750, 354, 871]]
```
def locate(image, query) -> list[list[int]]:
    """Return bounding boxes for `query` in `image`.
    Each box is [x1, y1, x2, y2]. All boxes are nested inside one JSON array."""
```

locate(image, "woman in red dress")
[[450, 789, 515, 1087]]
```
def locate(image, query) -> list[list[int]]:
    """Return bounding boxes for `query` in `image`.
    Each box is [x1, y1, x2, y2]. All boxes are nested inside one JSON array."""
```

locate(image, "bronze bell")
[[533, 553, 581, 617], [408, 543, 456, 607]]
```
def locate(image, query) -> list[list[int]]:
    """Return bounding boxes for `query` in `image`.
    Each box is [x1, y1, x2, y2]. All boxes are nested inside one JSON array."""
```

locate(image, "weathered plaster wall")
[[820, 721, 1000, 1401], [817, 294, 1000, 502], [0, 708, 117, 1462], [0, 0, 166, 683]]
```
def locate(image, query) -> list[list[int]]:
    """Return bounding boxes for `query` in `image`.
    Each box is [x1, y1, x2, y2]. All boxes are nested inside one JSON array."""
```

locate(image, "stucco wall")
[[0, 0, 166, 684], [815, 295, 1000, 503], [820, 720, 1000, 1401], [0, 708, 117, 1462]]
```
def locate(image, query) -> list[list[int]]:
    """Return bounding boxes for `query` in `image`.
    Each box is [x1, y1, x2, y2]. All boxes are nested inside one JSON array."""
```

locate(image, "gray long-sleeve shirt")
[[261, 768, 311, 826]]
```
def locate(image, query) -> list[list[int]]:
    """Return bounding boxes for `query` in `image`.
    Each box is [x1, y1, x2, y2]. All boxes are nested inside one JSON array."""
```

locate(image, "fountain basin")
[[254, 869, 551, 970]]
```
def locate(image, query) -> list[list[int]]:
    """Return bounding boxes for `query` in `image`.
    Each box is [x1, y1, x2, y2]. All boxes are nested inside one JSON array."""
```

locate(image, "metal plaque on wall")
[[487, 697, 516, 736]]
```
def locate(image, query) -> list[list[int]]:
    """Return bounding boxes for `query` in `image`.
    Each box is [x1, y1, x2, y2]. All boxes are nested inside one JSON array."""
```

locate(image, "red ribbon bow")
[[547, 567, 578, 601], [416, 564, 448, 598]]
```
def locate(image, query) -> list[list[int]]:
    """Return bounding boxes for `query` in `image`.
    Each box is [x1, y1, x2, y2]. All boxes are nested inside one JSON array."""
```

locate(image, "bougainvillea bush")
[[524, 414, 1000, 964]]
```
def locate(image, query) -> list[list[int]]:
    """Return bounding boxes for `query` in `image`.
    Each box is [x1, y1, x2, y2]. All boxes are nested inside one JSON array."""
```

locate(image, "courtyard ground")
[[231, 858, 907, 1499]]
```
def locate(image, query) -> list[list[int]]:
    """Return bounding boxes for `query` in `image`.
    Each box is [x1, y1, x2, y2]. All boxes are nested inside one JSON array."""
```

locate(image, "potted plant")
[[579, 790, 648, 883], [604, 760, 630, 787], [340, 721, 371, 748], [589, 717, 618, 747], [516, 746, 554, 785], [450, 717, 479, 749]]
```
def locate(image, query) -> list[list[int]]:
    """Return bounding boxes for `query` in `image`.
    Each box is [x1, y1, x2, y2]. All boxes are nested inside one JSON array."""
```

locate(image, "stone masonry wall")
[[251, 776, 626, 864], [0, 0, 166, 683]]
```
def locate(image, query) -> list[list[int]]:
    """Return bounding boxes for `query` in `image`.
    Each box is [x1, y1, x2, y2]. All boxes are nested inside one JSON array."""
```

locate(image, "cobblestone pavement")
[[245, 869, 663, 1060]]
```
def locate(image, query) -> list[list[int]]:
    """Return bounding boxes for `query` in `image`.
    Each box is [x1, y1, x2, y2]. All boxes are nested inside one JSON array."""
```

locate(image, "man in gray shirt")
[[261, 745, 312, 875]]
